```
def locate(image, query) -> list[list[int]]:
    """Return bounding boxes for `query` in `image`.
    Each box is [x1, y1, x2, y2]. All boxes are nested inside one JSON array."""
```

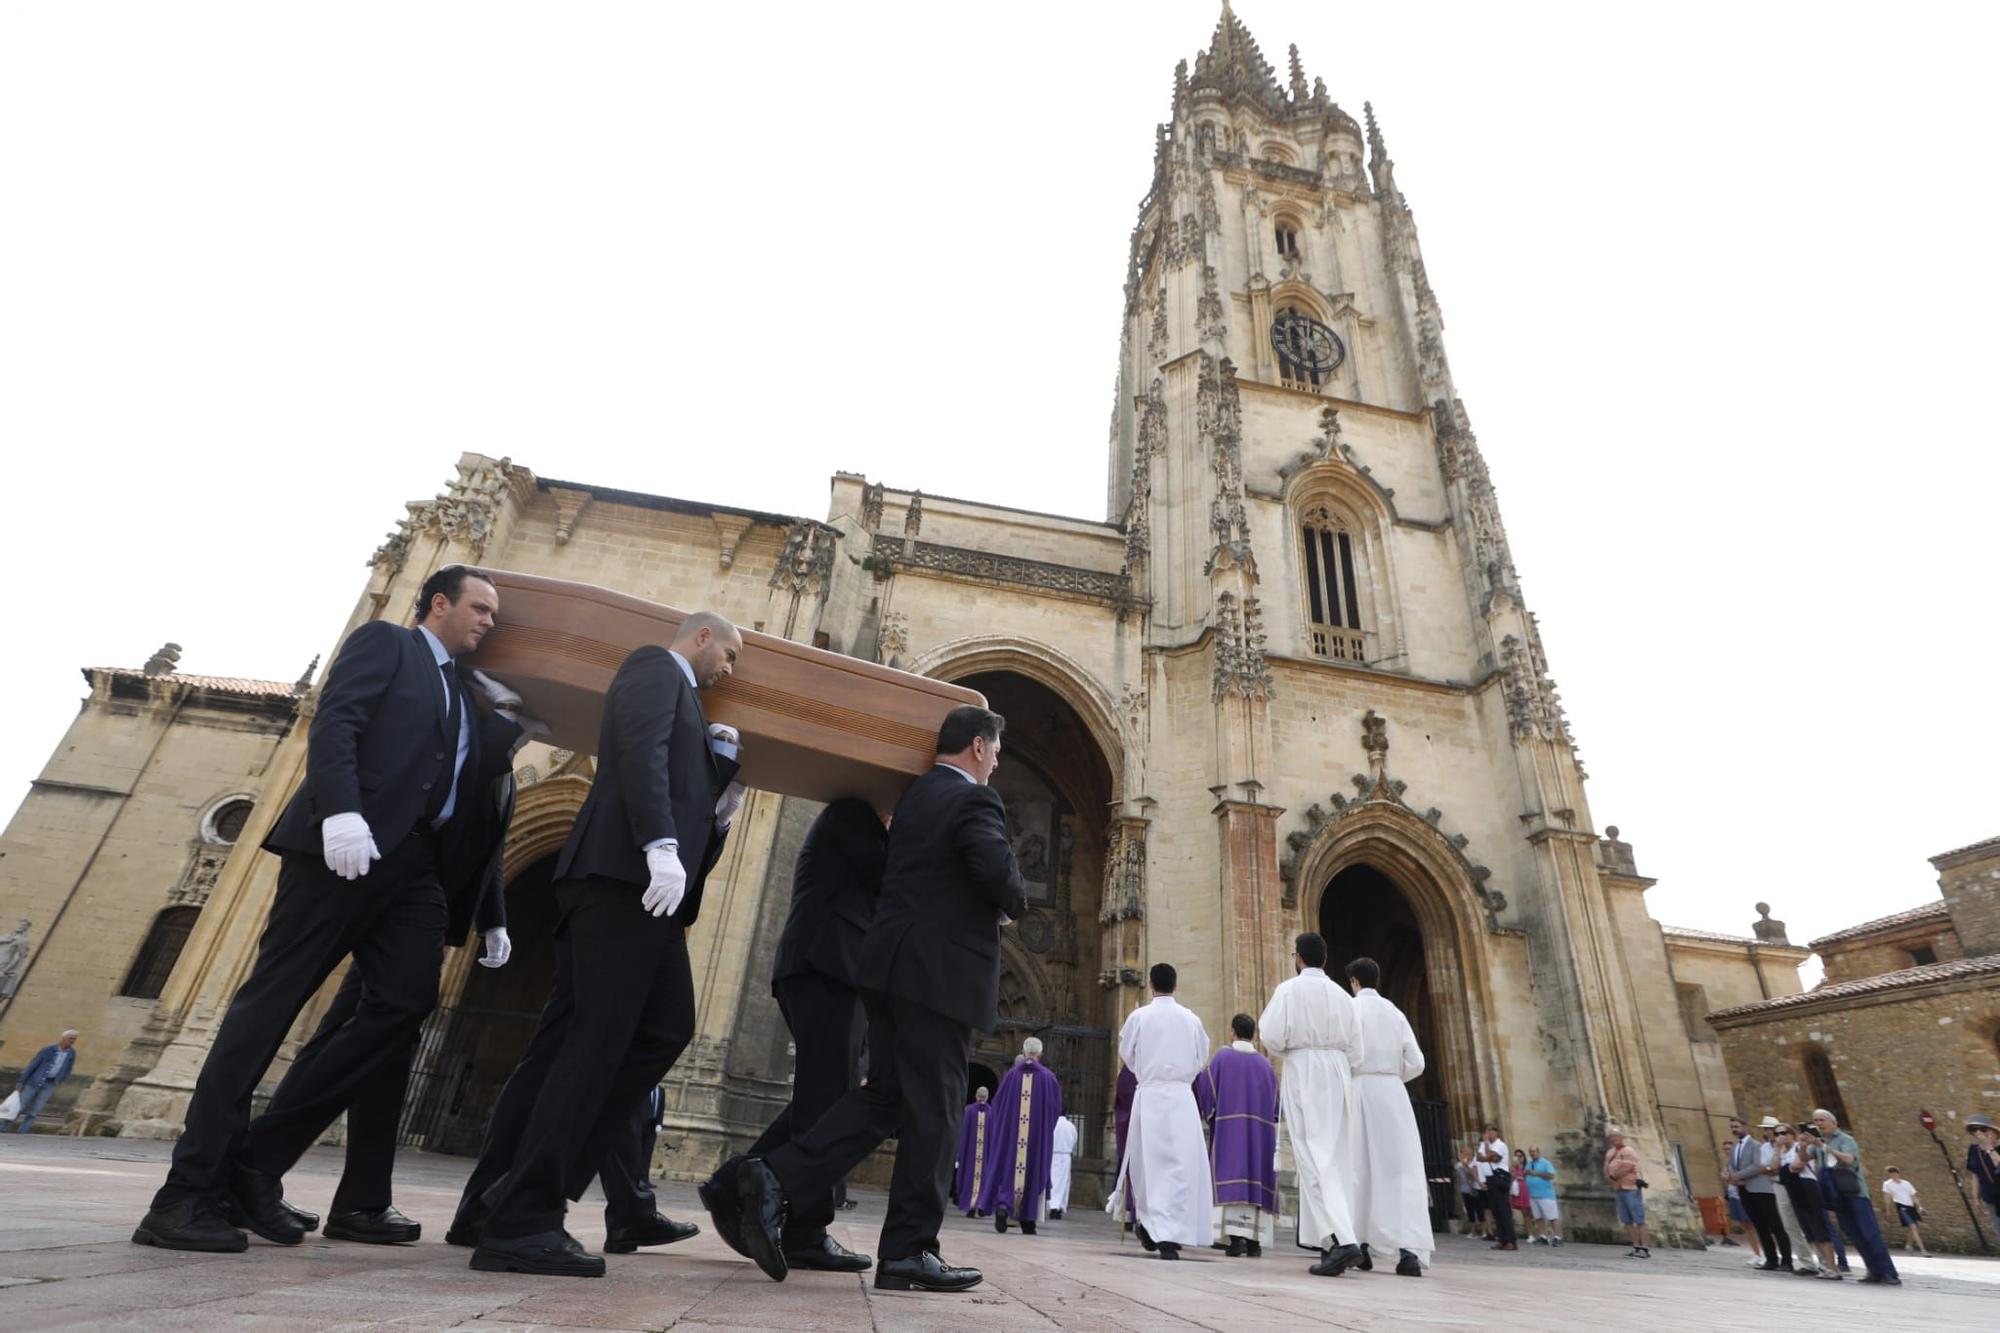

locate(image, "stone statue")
[[0, 919, 30, 998]]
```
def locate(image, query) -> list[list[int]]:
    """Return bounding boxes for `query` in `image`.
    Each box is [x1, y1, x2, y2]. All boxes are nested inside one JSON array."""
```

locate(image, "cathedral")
[[0, 8, 1795, 1242]]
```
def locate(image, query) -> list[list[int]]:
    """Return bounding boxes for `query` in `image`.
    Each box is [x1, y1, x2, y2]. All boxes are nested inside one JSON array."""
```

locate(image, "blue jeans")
[[10, 1083, 57, 1132]]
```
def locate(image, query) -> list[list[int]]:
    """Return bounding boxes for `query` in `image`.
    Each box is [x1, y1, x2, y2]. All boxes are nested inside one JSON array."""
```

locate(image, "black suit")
[[292, 771, 517, 1213], [764, 765, 1027, 1261], [747, 798, 887, 1247], [461, 646, 733, 1240], [153, 622, 520, 1207]]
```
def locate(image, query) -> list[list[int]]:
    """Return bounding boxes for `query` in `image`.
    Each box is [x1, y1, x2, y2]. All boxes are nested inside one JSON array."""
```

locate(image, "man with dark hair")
[[1725, 1115, 1792, 1272], [456, 612, 745, 1276], [705, 702, 1026, 1294], [741, 796, 888, 1273], [1196, 1013, 1278, 1256], [1345, 957, 1430, 1276], [1112, 960, 1212, 1258], [135, 567, 531, 1252], [1260, 932, 1364, 1276]]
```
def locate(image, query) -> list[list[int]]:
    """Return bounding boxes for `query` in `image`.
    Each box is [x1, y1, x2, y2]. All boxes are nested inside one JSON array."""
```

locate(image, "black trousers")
[[766, 991, 969, 1262], [458, 876, 695, 1239], [153, 841, 446, 1207], [277, 964, 418, 1212], [747, 972, 862, 1246], [1484, 1173, 1515, 1244], [597, 1096, 661, 1226], [1741, 1189, 1793, 1265]]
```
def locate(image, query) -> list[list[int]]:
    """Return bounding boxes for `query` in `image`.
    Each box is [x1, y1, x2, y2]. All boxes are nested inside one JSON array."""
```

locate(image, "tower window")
[[1301, 505, 1366, 662], [1908, 944, 1938, 966], [120, 906, 201, 1000], [1275, 222, 1300, 259], [1801, 1044, 1854, 1131]]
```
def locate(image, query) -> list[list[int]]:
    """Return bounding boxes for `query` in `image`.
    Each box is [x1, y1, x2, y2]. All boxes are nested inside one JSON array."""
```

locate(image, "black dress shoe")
[[132, 1200, 247, 1253], [1135, 1222, 1157, 1252], [1246, 1241, 1263, 1258], [469, 1230, 605, 1277], [444, 1212, 485, 1248], [603, 1212, 700, 1254], [221, 1194, 320, 1234], [1021, 1218, 1037, 1236], [1159, 1242, 1182, 1260], [1358, 1244, 1374, 1272], [875, 1250, 982, 1292], [1049, 1208, 1063, 1220], [994, 1204, 1010, 1233], [698, 1160, 751, 1260], [735, 1158, 789, 1282], [325, 1205, 422, 1245], [1226, 1236, 1246, 1257], [1395, 1250, 1423, 1277], [1311, 1243, 1363, 1277], [226, 1164, 305, 1246], [785, 1234, 872, 1272]]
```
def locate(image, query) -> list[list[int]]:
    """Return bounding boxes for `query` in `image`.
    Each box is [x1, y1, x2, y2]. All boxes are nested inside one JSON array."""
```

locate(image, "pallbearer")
[[1195, 1013, 1279, 1257], [1260, 932, 1365, 1278], [976, 1040, 1063, 1235], [1343, 957, 1431, 1277], [1108, 963, 1212, 1259], [951, 1087, 993, 1216]]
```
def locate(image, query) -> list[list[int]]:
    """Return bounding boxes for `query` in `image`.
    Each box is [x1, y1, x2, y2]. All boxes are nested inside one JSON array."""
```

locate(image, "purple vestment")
[[1195, 1046, 1280, 1213], [952, 1102, 992, 1212], [974, 1059, 1063, 1221], [1113, 1065, 1136, 1215]]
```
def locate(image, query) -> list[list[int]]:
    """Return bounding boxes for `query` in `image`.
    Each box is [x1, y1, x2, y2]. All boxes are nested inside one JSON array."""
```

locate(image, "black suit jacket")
[[857, 765, 1028, 1032], [772, 797, 887, 992], [266, 621, 521, 863], [451, 771, 516, 947], [553, 645, 735, 928]]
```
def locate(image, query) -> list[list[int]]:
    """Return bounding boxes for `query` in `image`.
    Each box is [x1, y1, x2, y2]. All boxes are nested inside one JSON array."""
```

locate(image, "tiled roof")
[[86, 667, 300, 698], [1708, 953, 2000, 1023], [1932, 833, 2000, 862], [1807, 900, 1949, 950]]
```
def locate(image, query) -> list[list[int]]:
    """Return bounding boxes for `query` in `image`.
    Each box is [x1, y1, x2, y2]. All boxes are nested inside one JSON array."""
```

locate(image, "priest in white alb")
[[1107, 962, 1212, 1259], [1344, 956, 1432, 1277], [1048, 1114, 1078, 1219], [1260, 931, 1366, 1277]]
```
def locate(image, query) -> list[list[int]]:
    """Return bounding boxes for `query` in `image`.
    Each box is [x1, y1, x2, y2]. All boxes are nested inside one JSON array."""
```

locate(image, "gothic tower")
[[1110, 5, 1695, 1232]]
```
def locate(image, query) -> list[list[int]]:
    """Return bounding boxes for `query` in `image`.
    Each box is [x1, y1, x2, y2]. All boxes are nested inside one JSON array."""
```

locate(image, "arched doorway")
[[397, 854, 561, 1156], [1319, 864, 1443, 1103], [965, 1061, 1000, 1104]]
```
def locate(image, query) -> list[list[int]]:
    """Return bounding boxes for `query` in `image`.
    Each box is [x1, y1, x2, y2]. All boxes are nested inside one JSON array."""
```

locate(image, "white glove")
[[322, 812, 380, 880], [707, 722, 741, 759], [715, 780, 746, 828], [467, 669, 523, 710], [641, 844, 687, 918], [478, 926, 512, 968]]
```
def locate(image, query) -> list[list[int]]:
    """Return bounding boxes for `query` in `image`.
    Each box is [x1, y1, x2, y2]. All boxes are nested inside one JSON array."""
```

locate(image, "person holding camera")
[[1603, 1126, 1650, 1258], [1804, 1109, 1899, 1286]]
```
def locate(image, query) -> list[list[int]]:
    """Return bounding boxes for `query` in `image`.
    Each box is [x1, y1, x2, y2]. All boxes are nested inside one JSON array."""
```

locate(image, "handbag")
[[1825, 1164, 1863, 1198], [0, 1089, 19, 1122]]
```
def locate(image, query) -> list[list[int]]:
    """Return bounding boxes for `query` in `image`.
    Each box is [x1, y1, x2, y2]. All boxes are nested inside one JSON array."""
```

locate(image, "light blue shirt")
[[416, 625, 471, 826], [1526, 1156, 1557, 1199], [935, 761, 977, 783]]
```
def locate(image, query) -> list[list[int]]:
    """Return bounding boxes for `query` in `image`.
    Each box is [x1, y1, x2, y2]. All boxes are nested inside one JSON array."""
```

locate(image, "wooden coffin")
[[465, 569, 984, 811]]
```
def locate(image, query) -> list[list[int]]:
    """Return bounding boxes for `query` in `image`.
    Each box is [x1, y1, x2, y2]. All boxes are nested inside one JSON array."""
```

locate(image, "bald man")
[[455, 614, 746, 1276]]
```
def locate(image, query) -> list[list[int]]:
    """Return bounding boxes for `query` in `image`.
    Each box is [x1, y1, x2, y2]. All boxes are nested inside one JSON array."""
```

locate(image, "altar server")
[[1195, 1013, 1280, 1257], [952, 1087, 993, 1214], [1260, 932, 1365, 1277], [1109, 963, 1212, 1259], [1344, 957, 1431, 1276], [977, 1038, 1063, 1234], [1049, 1114, 1079, 1219]]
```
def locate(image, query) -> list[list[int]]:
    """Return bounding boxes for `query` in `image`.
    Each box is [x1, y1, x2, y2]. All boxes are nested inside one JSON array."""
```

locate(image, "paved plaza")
[[1, 1136, 1994, 1330]]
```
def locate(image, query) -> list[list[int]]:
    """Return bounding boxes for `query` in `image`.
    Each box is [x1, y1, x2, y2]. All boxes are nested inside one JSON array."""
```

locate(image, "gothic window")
[[120, 906, 200, 1000], [1801, 1044, 1854, 1130], [200, 795, 255, 846], [1260, 142, 1297, 166], [1274, 220, 1300, 260], [1300, 503, 1367, 662]]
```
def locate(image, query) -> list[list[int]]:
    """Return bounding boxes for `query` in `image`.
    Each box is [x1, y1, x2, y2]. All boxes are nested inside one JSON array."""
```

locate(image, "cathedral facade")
[[0, 11, 1788, 1241]]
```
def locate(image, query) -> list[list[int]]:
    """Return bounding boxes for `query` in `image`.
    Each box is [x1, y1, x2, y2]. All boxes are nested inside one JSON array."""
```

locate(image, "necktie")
[[424, 661, 462, 822]]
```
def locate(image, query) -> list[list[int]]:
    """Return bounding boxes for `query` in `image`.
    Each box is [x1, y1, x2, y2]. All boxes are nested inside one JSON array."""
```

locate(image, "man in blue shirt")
[[1523, 1146, 1561, 1245], [10, 1029, 78, 1133]]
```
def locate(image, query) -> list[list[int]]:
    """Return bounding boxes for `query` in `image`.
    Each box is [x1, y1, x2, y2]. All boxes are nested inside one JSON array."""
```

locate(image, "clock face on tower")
[[1271, 310, 1346, 379]]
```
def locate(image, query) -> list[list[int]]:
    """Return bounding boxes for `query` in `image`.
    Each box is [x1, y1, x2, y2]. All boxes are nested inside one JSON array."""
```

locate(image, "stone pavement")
[[2, 1136, 1995, 1330]]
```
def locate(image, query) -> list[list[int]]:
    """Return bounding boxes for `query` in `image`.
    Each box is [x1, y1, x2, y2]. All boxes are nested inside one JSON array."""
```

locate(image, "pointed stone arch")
[[1292, 798, 1503, 1136], [501, 772, 592, 875], [903, 635, 1127, 796]]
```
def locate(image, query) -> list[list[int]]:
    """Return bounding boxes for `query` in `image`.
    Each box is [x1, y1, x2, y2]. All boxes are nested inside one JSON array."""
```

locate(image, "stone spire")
[[1189, 2, 1285, 111], [1287, 43, 1309, 104]]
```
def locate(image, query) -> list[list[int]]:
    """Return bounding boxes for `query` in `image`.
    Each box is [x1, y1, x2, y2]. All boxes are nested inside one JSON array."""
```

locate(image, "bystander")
[[7, 1029, 78, 1134]]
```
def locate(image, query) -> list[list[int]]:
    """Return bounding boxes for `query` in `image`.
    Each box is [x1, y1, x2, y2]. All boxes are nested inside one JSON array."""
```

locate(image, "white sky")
[[3, 2, 1994, 960]]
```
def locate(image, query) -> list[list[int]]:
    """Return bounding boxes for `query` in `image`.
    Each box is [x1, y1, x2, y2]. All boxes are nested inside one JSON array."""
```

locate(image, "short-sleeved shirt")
[[1882, 1177, 1916, 1207], [1475, 1138, 1509, 1184], [1816, 1129, 1865, 1186], [1525, 1157, 1557, 1199], [1604, 1144, 1640, 1190]]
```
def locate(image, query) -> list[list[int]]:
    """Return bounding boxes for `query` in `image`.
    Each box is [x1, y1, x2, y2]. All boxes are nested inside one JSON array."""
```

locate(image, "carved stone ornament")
[[549, 486, 593, 546], [1211, 591, 1274, 702], [712, 513, 755, 570], [0, 919, 32, 998], [167, 850, 225, 909], [370, 457, 533, 573], [875, 611, 909, 666], [859, 482, 886, 533], [769, 521, 837, 596], [1098, 822, 1147, 924], [870, 533, 1144, 614]]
